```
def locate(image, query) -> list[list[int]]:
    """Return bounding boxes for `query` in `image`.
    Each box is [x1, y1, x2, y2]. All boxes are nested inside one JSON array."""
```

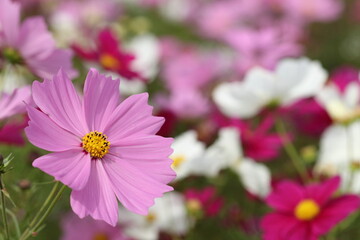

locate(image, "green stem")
[[20, 182, 65, 240], [275, 119, 309, 183], [0, 175, 9, 240], [32, 184, 66, 232], [6, 209, 20, 239]]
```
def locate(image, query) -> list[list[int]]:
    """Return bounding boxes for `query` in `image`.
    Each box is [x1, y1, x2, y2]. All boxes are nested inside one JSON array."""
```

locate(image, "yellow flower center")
[[92, 233, 109, 240], [145, 213, 156, 223], [171, 155, 186, 169], [187, 199, 202, 212], [82, 131, 110, 159], [99, 54, 119, 69], [294, 199, 320, 221]]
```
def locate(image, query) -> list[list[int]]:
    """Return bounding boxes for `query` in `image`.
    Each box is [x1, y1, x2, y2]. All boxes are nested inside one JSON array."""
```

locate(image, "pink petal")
[[32, 69, 87, 137], [104, 93, 164, 140], [0, 0, 20, 46], [312, 195, 360, 236], [0, 85, 30, 120], [70, 160, 118, 226], [17, 17, 56, 59], [27, 49, 78, 80], [25, 106, 80, 152], [266, 180, 305, 212], [305, 176, 340, 205], [261, 213, 298, 240], [109, 135, 175, 183], [83, 69, 120, 131], [33, 150, 91, 191], [102, 155, 173, 215]]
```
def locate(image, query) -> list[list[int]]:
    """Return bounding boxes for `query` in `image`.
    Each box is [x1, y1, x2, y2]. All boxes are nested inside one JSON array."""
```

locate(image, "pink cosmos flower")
[[184, 187, 224, 217], [261, 176, 360, 240], [0, 115, 28, 146], [0, 0, 76, 79], [213, 112, 283, 162], [223, 26, 302, 75], [0, 86, 31, 121], [25, 68, 175, 226], [330, 66, 359, 93], [277, 0, 343, 23], [72, 28, 144, 81], [287, 98, 332, 137], [61, 213, 129, 240]]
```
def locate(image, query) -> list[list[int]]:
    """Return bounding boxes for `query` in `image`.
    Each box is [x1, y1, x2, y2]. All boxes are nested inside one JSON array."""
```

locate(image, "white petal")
[[233, 158, 271, 198], [170, 130, 205, 180], [193, 127, 242, 177], [213, 82, 265, 118], [275, 58, 328, 105], [316, 124, 349, 173]]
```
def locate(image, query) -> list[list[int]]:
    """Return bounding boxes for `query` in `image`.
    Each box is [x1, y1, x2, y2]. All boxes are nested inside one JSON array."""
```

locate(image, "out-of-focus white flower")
[[170, 130, 205, 180], [315, 120, 360, 193], [127, 34, 160, 80], [119, 192, 189, 240], [193, 127, 242, 177], [317, 81, 360, 123], [213, 58, 328, 118], [232, 158, 271, 198], [159, 0, 193, 22], [193, 127, 271, 198]]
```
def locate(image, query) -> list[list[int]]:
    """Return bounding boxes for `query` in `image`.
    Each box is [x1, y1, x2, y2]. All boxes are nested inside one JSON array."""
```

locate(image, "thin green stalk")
[[19, 181, 64, 240], [0, 175, 9, 240], [275, 119, 309, 183], [32, 184, 66, 232], [6, 209, 20, 239]]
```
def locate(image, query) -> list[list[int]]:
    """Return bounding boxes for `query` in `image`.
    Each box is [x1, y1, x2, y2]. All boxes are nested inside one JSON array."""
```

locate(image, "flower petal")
[[28, 49, 78, 80], [305, 176, 340, 205], [0, 0, 20, 46], [32, 69, 87, 136], [83, 69, 120, 131], [17, 17, 56, 60], [312, 195, 360, 236], [102, 155, 174, 215], [110, 135, 175, 183], [70, 160, 118, 226], [25, 106, 80, 152], [104, 93, 164, 140], [266, 180, 304, 212], [33, 150, 91, 191]]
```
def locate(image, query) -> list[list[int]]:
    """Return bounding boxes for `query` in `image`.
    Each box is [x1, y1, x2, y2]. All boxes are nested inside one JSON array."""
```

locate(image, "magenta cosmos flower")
[[25, 68, 175, 226], [0, 0, 76, 79], [261, 176, 360, 240]]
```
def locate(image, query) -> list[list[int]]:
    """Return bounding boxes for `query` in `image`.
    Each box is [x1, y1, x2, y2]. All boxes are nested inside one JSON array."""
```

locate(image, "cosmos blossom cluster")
[[0, 0, 360, 239]]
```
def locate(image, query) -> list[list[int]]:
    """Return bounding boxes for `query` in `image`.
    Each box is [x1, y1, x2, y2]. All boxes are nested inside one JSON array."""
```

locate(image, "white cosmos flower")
[[232, 158, 271, 198], [119, 192, 189, 240], [193, 127, 271, 198], [315, 120, 360, 193], [213, 58, 328, 118], [127, 34, 160, 80], [170, 130, 205, 180], [316, 80, 360, 123]]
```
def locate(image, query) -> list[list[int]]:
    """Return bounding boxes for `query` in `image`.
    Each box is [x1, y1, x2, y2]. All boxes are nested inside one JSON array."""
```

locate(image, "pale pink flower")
[[61, 213, 129, 240], [0, 0, 76, 79], [0, 86, 30, 120], [275, 0, 343, 23], [223, 26, 303, 75], [25, 69, 175, 226]]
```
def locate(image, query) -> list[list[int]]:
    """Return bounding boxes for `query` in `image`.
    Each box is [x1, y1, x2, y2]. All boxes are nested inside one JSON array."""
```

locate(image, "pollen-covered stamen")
[[82, 131, 110, 159]]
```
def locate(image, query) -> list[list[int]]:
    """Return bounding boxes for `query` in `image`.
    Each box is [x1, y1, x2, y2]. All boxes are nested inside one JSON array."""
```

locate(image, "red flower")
[[73, 29, 144, 81], [261, 177, 360, 240]]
